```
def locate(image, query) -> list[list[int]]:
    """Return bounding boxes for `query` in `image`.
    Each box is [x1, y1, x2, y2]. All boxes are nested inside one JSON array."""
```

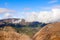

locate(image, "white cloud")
[[24, 8, 31, 10], [52, 8, 60, 22], [25, 7, 60, 23], [0, 8, 16, 19], [48, 0, 58, 4], [39, 8, 60, 23], [0, 17, 2, 19], [0, 8, 15, 13], [38, 11, 53, 23], [26, 12, 38, 22], [3, 13, 13, 19]]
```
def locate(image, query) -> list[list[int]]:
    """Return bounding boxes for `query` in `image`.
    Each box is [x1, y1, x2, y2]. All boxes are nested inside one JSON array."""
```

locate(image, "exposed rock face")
[[33, 22, 60, 40], [0, 31, 32, 40]]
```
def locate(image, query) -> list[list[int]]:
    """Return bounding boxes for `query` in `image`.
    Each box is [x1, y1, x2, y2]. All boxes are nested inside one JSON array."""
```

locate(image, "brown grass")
[[33, 22, 60, 40], [0, 31, 32, 40], [3, 26, 16, 32], [0, 26, 32, 40]]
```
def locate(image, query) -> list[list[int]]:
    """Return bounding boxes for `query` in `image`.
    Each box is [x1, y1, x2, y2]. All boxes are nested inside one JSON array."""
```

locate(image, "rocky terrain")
[[33, 22, 60, 40]]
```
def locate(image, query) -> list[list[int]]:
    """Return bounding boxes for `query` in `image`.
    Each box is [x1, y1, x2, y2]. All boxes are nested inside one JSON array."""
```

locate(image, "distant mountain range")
[[0, 18, 47, 28]]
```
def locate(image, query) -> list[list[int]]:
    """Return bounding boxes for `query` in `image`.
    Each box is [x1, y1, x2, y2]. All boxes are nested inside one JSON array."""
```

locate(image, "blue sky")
[[0, 0, 60, 20]]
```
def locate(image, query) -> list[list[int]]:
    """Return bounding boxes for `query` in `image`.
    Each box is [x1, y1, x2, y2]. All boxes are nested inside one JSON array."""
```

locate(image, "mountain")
[[0, 18, 20, 23], [28, 21, 47, 27], [33, 22, 60, 40], [0, 18, 47, 28]]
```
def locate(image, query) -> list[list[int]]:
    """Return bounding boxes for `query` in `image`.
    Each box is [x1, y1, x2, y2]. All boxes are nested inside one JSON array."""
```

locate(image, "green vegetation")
[[15, 26, 42, 37]]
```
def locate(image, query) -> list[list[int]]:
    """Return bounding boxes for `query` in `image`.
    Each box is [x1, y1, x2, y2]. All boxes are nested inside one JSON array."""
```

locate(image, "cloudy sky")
[[0, 0, 60, 23]]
